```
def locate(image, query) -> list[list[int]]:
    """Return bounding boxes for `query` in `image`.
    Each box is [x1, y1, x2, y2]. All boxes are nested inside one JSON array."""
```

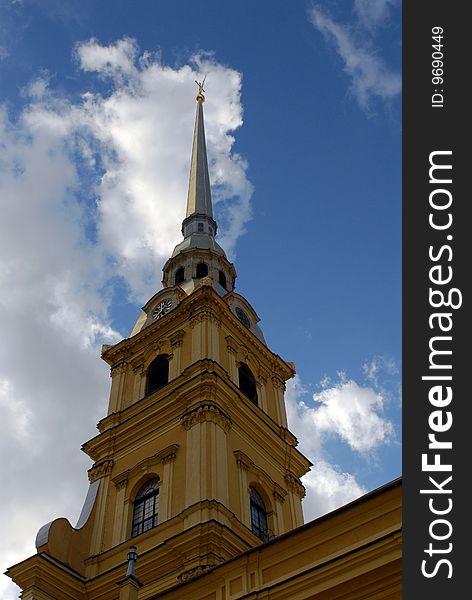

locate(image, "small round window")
[[235, 307, 250, 328]]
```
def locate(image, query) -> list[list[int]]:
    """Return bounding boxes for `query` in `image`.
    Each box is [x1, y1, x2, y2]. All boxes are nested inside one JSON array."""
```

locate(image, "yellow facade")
[[6, 90, 402, 599]]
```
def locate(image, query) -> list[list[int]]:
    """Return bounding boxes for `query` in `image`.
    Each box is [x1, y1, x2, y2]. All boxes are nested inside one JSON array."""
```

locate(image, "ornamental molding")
[[115, 478, 128, 491], [142, 338, 174, 369], [258, 365, 271, 384], [88, 458, 114, 482], [181, 402, 232, 432], [285, 472, 306, 498], [169, 329, 186, 347], [279, 426, 298, 447], [111, 361, 128, 377], [112, 447, 176, 488], [236, 344, 250, 363], [225, 335, 238, 353], [156, 444, 180, 465], [189, 309, 221, 329], [178, 564, 213, 582], [271, 375, 286, 391], [234, 451, 287, 499], [103, 347, 132, 368], [234, 450, 253, 471], [273, 491, 286, 503], [132, 363, 144, 375], [101, 307, 185, 365]]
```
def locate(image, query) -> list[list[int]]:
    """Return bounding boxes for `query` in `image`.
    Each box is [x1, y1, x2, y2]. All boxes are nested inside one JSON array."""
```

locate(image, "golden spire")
[[186, 76, 213, 219]]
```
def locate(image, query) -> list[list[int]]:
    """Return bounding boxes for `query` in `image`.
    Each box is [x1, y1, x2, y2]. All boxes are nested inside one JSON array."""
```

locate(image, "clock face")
[[235, 306, 251, 328], [152, 299, 172, 320]]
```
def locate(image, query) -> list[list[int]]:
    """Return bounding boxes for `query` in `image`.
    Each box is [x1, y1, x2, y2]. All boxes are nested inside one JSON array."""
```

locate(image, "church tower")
[[7, 83, 311, 599]]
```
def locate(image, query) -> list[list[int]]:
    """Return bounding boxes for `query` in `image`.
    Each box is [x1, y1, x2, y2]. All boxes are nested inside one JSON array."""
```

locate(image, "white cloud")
[[302, 460, 366, 520], [0, 39, 252, 597], [286, 370, 395, 523], [0, 100, 117, 598], [77, 36, 138, 77], [308, 4, 401, 111], [362, 354, 399, 388], [312, 379, 394, 452], [287, 375, 394, 455], [355, 0, 398, 31]]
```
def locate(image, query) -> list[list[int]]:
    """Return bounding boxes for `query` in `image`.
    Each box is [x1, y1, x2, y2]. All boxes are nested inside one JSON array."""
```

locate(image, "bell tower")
[[7, 83, 311, 600]]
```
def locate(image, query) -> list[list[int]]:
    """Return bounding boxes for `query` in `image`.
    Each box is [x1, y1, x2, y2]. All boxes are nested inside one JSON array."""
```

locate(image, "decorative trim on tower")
[[88, 458, 114, 483], [181, 401, 232, 432]]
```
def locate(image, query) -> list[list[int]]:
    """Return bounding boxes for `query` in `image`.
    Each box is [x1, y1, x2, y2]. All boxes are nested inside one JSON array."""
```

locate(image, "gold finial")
[[195, 75, 207, 102]]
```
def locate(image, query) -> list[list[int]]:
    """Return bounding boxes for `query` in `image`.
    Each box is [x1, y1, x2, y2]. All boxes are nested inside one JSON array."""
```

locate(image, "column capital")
[[284, 472, 306, 498], [156, 444, 180, 464], [88, 458, 114, 482], [169, 329, 186, 347], [181, 402, 232, 432], [234, 450, 253, 471]]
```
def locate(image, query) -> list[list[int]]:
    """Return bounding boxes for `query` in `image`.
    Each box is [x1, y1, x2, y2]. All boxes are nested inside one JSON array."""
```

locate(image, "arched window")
[[218, 270, 227, 290], [196, 262, 208, 278], [250, 487, 269, 542], [146, 355, 169, 395], [198, 222, 204, 233], [132, 478, 160, 537], [175, 267, 185, 285], [239, 364, 258, 405]]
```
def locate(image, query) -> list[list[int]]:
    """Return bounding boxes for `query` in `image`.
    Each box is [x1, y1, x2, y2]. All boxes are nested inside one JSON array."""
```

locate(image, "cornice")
[[102, 284, 294, 383], [112, 445, 180, 487], [85, 360, 307, 473]]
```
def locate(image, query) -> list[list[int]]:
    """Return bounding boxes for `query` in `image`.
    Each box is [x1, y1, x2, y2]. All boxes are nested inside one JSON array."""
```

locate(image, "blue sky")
[[0, 1, 401, 596]]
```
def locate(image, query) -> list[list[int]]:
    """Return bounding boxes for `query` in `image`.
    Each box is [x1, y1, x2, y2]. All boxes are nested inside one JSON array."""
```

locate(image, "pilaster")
[[156, 444, 179, 521], [132, 364, 144, 403], [226, 335, 238, 382], [235, 453, 251, 527], [108, 362, 128, 413], [181, 402, 231, 523], [169, 330, 185, 379], [190, 309, 220, 363], [112, 479, 128, 547], [273, 491, 285, 535], [284, 473, 306, 528], [271, 375, 288, 427]]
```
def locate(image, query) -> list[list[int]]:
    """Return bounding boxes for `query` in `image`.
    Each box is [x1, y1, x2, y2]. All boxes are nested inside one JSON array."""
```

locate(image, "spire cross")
[[195, 75, 207, 102]]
